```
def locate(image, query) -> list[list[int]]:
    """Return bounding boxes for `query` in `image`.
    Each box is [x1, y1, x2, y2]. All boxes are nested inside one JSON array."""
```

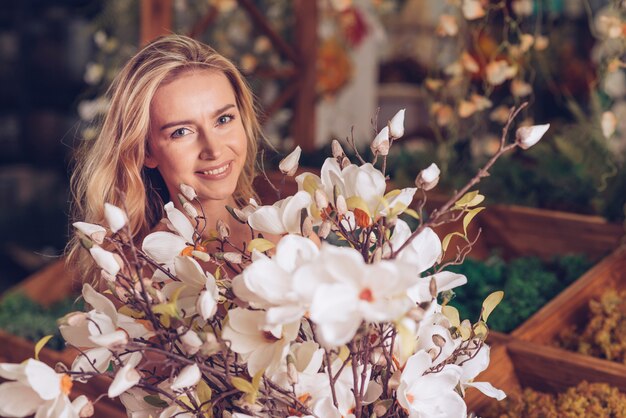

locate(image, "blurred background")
[[0, 0, 624, 290]]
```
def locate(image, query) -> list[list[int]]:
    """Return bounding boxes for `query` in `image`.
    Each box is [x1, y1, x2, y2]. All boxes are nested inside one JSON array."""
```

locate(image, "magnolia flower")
[[222, 308, 300, 375], [462, 0, 486, 20], [432, 103, 454, 126], [119, 388, 162, 418], [397, 351, 466, 417], [171, 364, 201, 391], [534, 35, 549, 50], [371, 126, 390, 156], [458, 100, 477, 118], [485, 60, 517, 86], [457, 345, 506, 400], [0, 359, 82, 417], [415, 163, 440, 191], [89, 245, 121, 276], [161, 256, 218, 319], [180, 330, 203, 356], [84, 62, 104, 85], [279, 146, 302, 176], [436, 15, 458, 36], [232, 234, 319, 325], [490, 105, 510, 124], [269, 341, 324, 388], [104, 203, 127, 233], [307, 244, 418, 347], [516, 123, 550, 149], [109, 352, 143, 398], [389, 109, 406, 139], [461, 52, 480, 73], [512, 0, 533, 16], [73, 222, 106, 244], [247, 191, 312, 235], [511, 79, 533, 97]]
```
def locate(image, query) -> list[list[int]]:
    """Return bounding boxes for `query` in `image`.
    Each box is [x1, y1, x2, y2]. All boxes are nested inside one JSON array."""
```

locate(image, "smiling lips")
[[195, 161, 232, 180]]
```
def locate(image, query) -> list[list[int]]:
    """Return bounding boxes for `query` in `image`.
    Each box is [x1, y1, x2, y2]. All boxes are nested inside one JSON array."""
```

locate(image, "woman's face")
[[146, 69, 247, 207]]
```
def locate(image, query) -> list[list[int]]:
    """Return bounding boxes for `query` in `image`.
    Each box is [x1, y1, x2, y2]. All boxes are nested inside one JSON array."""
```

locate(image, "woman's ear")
[[144, 141, 158, 168]]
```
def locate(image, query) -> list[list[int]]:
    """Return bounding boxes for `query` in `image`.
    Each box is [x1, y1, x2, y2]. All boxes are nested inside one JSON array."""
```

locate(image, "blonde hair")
[[68, 35, 261, 280]]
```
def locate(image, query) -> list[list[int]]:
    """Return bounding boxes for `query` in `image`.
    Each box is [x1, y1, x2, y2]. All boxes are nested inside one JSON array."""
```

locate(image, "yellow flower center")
[[61, 374, 73, 396]]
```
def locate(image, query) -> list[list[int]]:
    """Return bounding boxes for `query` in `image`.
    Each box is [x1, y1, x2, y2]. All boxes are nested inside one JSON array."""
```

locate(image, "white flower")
[[232, 234, 319, 325], [389, 109, 406, 139], [171, 364, 201, 391], [0, 359, 79, 418], [397, 351, 466, 418], [461, 52, 480, 74], [511, 79, 533, 97], [602, 111, 617, 138], [164, 202, 195, 243], [516, 123, 550, 149], [436, 15, 458, 36], [104, 203, 128, 233], [269, 341, 324, 388], [307, 244, 418, 347], [247, 191, 312, 235], [222, 308, 300, 376], [457, 344, 506, 400], [512, 0, 533, 16], [371, 126, 390, 156], [462, 0, 486, 20], [77, 97, 109, 121], [109, 352, 143, 398], [415, 163, 440, 191], [73, 222, 106, 244], [119, 388, 162, 418], [179, 183, 197, 201], [486, 60, 517, 86], [279, 146, 302, 176], [89, 246, 121, 276], [161, 256, 218, 319], [180, 330, 203, 356], [84, 62, 104, 85]]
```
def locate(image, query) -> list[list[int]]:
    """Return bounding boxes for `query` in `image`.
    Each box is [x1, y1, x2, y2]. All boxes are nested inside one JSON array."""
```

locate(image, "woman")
[[68, 35, 262, 280]]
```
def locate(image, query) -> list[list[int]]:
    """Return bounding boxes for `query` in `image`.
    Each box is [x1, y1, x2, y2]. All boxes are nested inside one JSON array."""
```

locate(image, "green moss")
[[447, 253, 592, 333], [0, 292, 83, 351]]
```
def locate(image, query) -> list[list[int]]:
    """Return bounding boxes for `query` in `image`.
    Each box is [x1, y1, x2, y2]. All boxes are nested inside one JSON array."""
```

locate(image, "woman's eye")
[[217, 114, 235, 126], [171, 127, 191, 138]]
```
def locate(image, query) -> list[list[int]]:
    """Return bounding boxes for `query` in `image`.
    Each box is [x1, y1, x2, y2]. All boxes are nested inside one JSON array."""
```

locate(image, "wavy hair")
[[67, 35, 261, 280]]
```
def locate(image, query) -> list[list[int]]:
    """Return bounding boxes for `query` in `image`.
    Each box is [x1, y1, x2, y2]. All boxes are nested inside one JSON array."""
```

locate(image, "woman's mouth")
[[195, 161, 232, 180]]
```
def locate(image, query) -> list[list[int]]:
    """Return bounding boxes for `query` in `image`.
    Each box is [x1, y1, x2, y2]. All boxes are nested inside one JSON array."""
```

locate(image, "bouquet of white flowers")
[[0, 105, 549, 418]]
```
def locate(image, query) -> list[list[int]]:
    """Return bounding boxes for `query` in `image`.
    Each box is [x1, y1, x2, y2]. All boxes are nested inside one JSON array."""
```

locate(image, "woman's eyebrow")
[[159, 104, 236, 131]]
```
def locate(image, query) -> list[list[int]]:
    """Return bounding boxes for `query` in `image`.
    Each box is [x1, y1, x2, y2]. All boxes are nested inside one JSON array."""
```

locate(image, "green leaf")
[[442, 232, 464, 252], [247, 238, 275, 253], [463, 207, 485, 235], [231, 376, 255, 395], [34, 335, 53, 360], [144, 395, 169, 408], [481, 291, 504, 322]]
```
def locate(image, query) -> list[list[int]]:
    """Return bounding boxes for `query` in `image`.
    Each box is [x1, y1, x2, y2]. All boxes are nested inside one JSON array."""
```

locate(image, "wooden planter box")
[[0, 261, 127, 418]]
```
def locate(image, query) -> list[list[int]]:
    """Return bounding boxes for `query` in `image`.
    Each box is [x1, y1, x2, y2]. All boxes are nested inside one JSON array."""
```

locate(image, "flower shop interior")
[[1, 0, 626, 417]]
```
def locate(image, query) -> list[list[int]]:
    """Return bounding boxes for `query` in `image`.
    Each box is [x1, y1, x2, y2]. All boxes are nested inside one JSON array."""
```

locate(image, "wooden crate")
[[465, 334, 626, 415]]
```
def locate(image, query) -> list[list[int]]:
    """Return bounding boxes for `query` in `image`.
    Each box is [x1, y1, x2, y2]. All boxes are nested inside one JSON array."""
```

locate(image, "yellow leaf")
[[247, 238, 276, 253], [463, 207, 485, 235], [34, 335, 53, 360], [442, 305, 460, 328], [214, 266, 222, 282], [231, 376, 255, 395], [442, 232, 464, 252], [454, 191, 485, 208], [346, 196, 371, 217], [118, 306, 145, 319], [197, 379, 212, 404], [403, 208, 420, 220], [338, 345, 350, 362], [459, 323, 472, 341], [383, 189, 402, 201], [396, 320, 417, 362], [169, 285, 186, 305], [178, 395, 194, 409], [473, 321, 489, 339], [481, 291, 504, 322], [251, 369, 264, 390]]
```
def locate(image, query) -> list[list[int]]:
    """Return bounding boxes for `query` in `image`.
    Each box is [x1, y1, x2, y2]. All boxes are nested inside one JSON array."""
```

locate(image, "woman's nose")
[[198, 130, 222, 160]]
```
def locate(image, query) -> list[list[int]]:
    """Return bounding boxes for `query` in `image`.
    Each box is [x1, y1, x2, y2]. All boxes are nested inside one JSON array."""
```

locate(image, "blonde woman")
[[68, 35, 262, 280]]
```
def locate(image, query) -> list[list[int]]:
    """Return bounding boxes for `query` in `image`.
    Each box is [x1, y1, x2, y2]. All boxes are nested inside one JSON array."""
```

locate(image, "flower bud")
[[331, 139, 344, 158], [217, 219, 230, 239], [602, 111, 617, 138], [314, 189, 329, 210], [371, 126, 390, 156], [415, 163, 441, 191], [72, 396, 94, 418], [179, 183, 197, 201], [183, 202, 198, 219], [516, 123, 550, 149], [340, 156, 351, 169], [73, 222, 106, 245], [104, 203, 128, 233], [432, 334, 447, 347], [200, 333, 221, 356], [301, 216, 314, 237], [389, 109, 405, 139], [223, 252, 243, 264], [279, 146, 302, 176], [318, 220, 332, 238], [286, 354, 298, 385], [335, 195, 348, 215], [191, 250, 211, 262], [180, 330, 203, 355], [171, 364, 201, 390]]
